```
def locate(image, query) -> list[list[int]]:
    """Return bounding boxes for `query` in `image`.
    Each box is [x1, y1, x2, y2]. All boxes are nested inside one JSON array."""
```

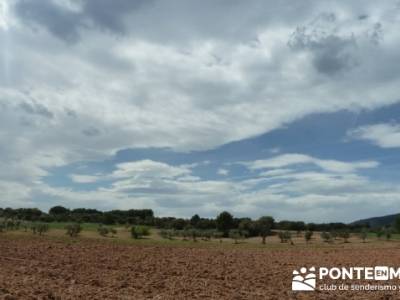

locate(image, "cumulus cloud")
[[1, 1, 400, 221], [348, 123, 400, 148], [23, 155, 390, 222]]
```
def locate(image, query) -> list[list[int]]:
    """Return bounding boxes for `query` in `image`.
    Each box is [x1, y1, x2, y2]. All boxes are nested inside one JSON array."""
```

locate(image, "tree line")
[[0, 206, 367, 236]]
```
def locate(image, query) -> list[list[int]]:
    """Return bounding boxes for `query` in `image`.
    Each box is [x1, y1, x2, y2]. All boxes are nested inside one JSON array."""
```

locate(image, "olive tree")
[[359, 228, 368, 243], [65, 223, 82, 237], [229, 229, 243, 244], [339, 230, 350, 243], [131, 225, 150, 239], [320, 231, 332, 243], [257, 216, 274, 244], [278, 231, 292, 243], [304, 230, 313, 243]]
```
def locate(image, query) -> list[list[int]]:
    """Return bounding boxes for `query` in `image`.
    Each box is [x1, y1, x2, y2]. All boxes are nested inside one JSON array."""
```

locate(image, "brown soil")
[[0, 235, 399, 299]]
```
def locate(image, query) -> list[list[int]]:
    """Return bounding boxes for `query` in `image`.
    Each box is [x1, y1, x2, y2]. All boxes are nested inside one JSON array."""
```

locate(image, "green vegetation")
[[359, 228, 368, 243], [131, 225, 150, 239], [338, 229, 350, 243], [97, 225, 117, 237], [257, 216, 274, 244], [216, 211, 234, 236], [30, 223, 49, 235], [65, 223, 82, 237], [305, 230, 313, 243], [4, 206, 400, 248], [278, 231, 292, 244], [320, 231, 332, 243]]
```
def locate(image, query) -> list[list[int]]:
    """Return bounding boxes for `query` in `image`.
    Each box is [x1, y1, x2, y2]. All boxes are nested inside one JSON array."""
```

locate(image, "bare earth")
[[0, 235, 399, 299]]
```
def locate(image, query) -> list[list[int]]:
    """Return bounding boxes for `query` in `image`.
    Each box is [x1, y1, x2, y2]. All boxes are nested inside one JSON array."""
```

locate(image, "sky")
[[1, 0, 400, 222]]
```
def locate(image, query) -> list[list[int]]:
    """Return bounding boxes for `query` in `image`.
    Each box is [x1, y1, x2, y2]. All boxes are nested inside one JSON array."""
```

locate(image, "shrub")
[[31, 223, 49, 235], [278, 231, 292, 243], [109, 228, 117, 236], [384, 228, 392, 241], [131, 225, 150, 239], [359, 228, 368, 243], [97, 226, 110, 237], [257, 216, 274, 244], [338, 230, 350, 243], [65, 223, 82, 237], [159, 229, 174, 240], [304, 230, 313, 243], [213, 231, 224, 242], [320, 231, 332, 243], [189, 229, 198, 242], [229, 229, 243, 244], [201, 230, 213, 241]]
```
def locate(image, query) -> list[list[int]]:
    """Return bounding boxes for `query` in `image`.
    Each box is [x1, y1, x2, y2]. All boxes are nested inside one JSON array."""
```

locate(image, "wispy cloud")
[[348, 123, 400, 148]]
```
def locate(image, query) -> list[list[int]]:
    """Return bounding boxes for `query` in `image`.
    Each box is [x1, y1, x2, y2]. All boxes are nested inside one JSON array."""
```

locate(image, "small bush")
[[97, 226, 109, 237], [109, 228, 117, 236], [376, 229, 384, 239], [359, 228, 368, 243], [304, 230, 313, 243], [278, 231, 292, 243], [229, 229, 240, 244], [131, 225, 150, 239], [65, 223, 82, 237], [159, 229, 174, 240], [384, 228, 392, 241], [31, 223, 49, 235], [320, 231, 332, 243], [338, 230, 350, 243], [212, 231, 224, 242]]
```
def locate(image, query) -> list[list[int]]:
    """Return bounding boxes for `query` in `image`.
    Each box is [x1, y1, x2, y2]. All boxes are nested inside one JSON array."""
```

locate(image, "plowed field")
[[0, 235, 399, 299]]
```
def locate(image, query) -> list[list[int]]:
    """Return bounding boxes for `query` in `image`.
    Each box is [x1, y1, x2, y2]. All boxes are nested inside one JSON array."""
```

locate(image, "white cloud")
[[217, 168, 229, 176], [242, 153, 378, 173], [112, 160, 191, 179], [3, 155, 390, 222], [348, 123, 400, 148], [70, 174, 100, 183], [259, 168, 294, 177], [1, 1, 400, 222]]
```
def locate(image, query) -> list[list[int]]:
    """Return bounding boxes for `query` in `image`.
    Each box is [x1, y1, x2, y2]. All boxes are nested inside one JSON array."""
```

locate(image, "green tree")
[[257, 216, 274, 244], [65, 223, 82, 237], [339, 230, 350, 243], [131, 225, 150, 239], [359, 228, 368, 243], [31, 223, 49, 235], [97, 225, 110, 237], [394, 216, 400, 233], [384, 227, 392, 241], [304, 230, 313, 243], [216, 211, 234, 236], [49, 206, 69, 215], [190, 214, 200, 227], [229, 229, 243, 244], [278, 231, 292, 243], [376, 228, 384, 240], [320, 231, 332, 243]]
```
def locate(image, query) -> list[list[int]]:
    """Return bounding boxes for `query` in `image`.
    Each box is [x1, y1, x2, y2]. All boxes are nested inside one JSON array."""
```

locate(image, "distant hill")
[[351, 213, 400, 229]]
